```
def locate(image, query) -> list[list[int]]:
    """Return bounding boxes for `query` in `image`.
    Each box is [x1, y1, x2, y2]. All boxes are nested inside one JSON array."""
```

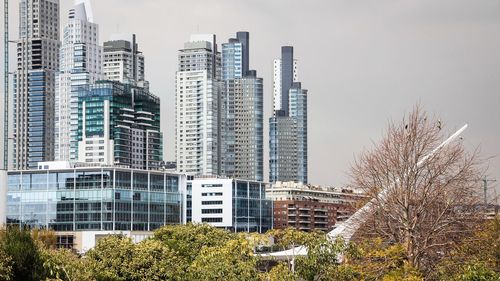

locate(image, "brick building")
[[267, 181, 364, 232]]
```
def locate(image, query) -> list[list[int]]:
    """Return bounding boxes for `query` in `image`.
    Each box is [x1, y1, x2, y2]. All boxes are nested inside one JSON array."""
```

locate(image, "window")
[[201, 201, 222, 205], [201, 217, 222, 223], [201, 209, 223, 214]]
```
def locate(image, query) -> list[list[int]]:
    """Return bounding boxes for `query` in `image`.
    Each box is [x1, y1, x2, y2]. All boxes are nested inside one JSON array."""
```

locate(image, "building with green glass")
[[77, 80, 162, 170]]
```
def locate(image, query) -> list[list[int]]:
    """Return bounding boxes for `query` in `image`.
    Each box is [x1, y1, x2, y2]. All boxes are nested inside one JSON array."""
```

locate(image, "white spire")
[[74, 0, 94, 22]]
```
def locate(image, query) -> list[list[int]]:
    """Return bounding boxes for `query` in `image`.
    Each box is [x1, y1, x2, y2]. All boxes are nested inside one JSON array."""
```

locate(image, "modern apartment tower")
[[221, 32, 264, 181], [77, 81, 162, 169], [55, 0, 103, 162], [13, 0, 60, 170], [175, 34, 222, 175], [103, 34, 146, 88], [269, 47, 308, 183]]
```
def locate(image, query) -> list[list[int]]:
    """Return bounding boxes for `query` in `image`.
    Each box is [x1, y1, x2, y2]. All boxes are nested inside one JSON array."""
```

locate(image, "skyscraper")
[[269, 47, 308, 183], [103, 34, 146, 88], [13, 0, 60, 170], [77, 81, 162, 169], [175, 34, 222, 175], [221, 32, 263, 181], [55, 0, 103, 162]]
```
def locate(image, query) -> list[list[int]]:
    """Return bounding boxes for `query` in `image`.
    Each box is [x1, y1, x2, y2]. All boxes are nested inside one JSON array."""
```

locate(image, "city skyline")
[[2, 0, 499, 188]]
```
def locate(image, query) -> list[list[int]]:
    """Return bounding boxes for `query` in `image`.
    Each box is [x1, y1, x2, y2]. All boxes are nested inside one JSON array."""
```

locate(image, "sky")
[[2, 0, 499, 195]]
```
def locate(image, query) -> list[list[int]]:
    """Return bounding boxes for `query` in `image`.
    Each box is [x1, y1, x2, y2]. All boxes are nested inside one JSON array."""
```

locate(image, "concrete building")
[[77, 80, 162, 170], [55, 0, 103, 162], [6, 165, 185, 252], [221, 32, 264, 181], [186, 177, 272, 233], [267, 181, 364, 231], [13, 0, 60, 170], [175, 34, 222, 176], [269, 47, 308, 183], [103, 34, 146, 87]]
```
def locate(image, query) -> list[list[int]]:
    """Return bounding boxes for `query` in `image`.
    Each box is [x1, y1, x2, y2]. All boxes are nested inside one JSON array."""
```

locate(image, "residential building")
[[13, 0, 60, 170], [103, 34, 146, 87], [221, 32, 264, 181], [269, 47, 308, 183], [267, 181, 364, 231], [175, 34, 222, 176], [77, 80, 162, 170], [186, 176, 272, 233], [6, 165, 186, 252], [55, 0, 103, 162]]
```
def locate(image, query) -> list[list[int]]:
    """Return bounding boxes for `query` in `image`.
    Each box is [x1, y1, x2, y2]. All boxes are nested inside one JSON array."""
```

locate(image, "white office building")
[[55, 0, 103, 162], [175, 34, 222, 176], [187, 177, 272, 233]]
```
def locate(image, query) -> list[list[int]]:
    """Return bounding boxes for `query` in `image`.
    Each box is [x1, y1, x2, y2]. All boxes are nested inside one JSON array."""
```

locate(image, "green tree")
[[346, 238, 423, 281], [434, 218, 500, 280], [267, 228, 353, 281], [85, 235, 134, 281], [188, 235, 260, 281], [263, 262, 297, 281], [41, 247, 93, 281], [128, 239, 184, 281], [0, 246, 13, 281], [152, 223, 235, 266], [0, 226, 45, 280]]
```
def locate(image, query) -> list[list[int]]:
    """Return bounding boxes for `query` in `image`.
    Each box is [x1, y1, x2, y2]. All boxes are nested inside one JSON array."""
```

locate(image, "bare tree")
[[350, 105, 485, 272]]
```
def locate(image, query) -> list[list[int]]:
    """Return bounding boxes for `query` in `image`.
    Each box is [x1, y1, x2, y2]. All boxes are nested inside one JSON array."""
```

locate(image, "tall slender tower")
[[55, 0, 103, 161], [221, 32, 263, 181], [14, 0, 60, 170], [175, 34, 222, 175], [269, 47, 308, 183]]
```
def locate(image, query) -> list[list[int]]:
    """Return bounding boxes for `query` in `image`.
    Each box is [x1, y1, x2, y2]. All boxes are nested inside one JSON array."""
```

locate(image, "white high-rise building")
[[55, 0, 103, 161], [103, 34, 146, 87], [272, 58, 298, 112], [175, 34, 222, 176]]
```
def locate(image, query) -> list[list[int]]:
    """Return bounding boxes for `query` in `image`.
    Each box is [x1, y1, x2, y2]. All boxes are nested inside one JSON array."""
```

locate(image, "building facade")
[[267, 181, 364, 231], [14, 0, 60, 170], [77, 81, 162, 169], [55, 0, 103, 162], [6, 166, 185, 251], [221, 32, 264, 181], [272, 56, 298, 112], [175, 34, 222, 176], [186, 177, 272, 233], [269, 47, 308, 183], [103, 34, 146, 87]]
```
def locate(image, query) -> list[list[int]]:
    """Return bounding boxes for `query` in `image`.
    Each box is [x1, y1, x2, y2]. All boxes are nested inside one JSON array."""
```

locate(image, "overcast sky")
[[2, 0, 499, 193]]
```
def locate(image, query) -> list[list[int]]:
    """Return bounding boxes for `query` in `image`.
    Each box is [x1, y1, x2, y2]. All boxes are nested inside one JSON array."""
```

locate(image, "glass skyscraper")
[[221, 32, 264, 181], [269, 47, 308, 183]]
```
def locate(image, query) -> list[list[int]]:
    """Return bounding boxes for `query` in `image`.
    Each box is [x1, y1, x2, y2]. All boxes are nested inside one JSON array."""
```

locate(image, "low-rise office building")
[[186, 177, 273, 233], [6, 164, 186, 252], [267, 181, 364, 232]]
